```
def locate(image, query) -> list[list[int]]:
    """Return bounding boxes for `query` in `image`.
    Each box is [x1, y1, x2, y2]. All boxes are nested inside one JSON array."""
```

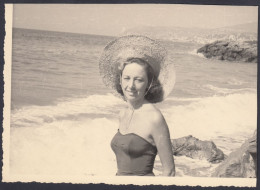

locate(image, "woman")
[[99, 35, 176, 176]]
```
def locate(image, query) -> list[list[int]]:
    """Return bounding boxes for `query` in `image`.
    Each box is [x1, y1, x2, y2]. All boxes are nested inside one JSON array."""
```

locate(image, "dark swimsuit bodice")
[[111, 130, 158, 176]]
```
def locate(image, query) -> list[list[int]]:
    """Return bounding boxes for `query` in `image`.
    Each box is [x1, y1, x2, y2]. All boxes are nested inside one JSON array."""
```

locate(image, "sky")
[[12, 4, 258, 36]]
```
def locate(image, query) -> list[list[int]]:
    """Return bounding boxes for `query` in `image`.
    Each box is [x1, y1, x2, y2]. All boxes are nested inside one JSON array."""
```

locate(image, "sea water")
[[9, 28, 257, 177]]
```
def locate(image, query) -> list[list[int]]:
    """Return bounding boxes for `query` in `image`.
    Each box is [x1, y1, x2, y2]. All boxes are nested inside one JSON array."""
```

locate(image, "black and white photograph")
[[2, 3, 258, 186]]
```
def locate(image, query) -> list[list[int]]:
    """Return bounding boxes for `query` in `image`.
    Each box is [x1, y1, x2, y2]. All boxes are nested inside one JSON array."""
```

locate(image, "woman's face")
[[121, 63, 149, 102]]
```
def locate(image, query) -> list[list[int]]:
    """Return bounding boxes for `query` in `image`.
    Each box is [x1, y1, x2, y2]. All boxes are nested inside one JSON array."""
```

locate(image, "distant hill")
[[121, 22, 257, 44], [215, 22, 257, 33]]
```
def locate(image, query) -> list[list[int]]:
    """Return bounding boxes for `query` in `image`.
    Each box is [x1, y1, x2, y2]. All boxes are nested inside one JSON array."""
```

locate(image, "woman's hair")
[[115, 57, 164, 103]]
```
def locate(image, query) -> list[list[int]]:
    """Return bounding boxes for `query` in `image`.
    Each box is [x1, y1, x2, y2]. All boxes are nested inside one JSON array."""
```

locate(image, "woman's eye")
[[136, 79, 144, 82], [123, 77, 130, 81]]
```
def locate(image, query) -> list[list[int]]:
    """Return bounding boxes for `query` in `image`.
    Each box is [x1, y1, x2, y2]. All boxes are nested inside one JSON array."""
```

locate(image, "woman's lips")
[[126, 90, 136, 96]]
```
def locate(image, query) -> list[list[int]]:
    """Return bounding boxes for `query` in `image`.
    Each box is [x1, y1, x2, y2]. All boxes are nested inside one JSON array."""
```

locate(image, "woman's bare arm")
[[151, 111, 175, 176]]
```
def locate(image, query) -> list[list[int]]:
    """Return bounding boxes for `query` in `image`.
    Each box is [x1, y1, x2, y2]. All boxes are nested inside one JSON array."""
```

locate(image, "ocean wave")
[[203, 84, 256, 95], [11, 92, 256, 141], [162, 92, 257, 142], [11, 93, 123, 128], [9, 92, 256, 177]]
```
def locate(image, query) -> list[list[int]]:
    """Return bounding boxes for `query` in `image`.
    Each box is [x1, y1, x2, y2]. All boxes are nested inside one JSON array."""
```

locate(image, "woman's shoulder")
[[142, 105, 170, 138], [141, 103, 165, 124]]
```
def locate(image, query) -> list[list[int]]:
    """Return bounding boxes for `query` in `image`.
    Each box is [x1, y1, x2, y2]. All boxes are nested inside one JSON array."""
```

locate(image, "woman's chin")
[[126, 95, 137, 101], [126, 97, 147, 105], [125, 94, 140, 102]]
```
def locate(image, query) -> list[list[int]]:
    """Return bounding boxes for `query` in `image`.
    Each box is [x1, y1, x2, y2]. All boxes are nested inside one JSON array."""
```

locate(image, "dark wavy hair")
[[115, 58, 164, 103]]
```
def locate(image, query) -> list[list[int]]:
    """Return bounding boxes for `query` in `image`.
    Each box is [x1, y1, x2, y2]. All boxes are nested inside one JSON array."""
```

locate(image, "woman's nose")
[[128, 79, 135, 89]]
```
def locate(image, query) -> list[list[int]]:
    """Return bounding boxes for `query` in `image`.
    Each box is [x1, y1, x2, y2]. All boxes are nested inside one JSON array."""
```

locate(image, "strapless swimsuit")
[[111, 130, 158, 176]]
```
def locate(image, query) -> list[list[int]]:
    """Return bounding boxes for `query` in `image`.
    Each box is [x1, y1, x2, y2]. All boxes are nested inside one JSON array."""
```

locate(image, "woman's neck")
[[127, 98, 147, 110]]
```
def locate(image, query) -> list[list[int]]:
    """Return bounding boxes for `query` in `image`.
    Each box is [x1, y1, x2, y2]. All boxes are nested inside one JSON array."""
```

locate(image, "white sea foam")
[[154, 156, 220, 177], [10, 117, 118, 176], [9, 92, 256, 177], [163, 92, 257, 142], [188, 49, 206, 58]]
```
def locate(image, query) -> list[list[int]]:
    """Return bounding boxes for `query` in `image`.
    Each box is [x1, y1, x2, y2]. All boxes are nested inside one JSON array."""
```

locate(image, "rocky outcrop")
[[212, 131, 257, 178], [171, 135, 225, 163], [197, 40, 257, 63], [248, 130, 257, 175]]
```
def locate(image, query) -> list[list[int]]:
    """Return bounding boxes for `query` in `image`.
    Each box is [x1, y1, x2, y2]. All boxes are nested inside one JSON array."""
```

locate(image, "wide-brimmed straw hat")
[[99, 35, 175, 102]]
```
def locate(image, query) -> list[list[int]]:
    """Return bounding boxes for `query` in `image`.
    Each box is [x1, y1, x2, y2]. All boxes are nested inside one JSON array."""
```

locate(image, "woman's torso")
[[111, 103, 159, 176], [111, 130, 157, 176]]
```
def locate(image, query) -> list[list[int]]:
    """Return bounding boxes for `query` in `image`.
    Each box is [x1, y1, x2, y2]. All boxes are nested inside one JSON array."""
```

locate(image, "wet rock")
[[171, 135, 225, 163], [248, 130, 257, 175], [212, 131, 257, 178], [197, 40, 257, 63]]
